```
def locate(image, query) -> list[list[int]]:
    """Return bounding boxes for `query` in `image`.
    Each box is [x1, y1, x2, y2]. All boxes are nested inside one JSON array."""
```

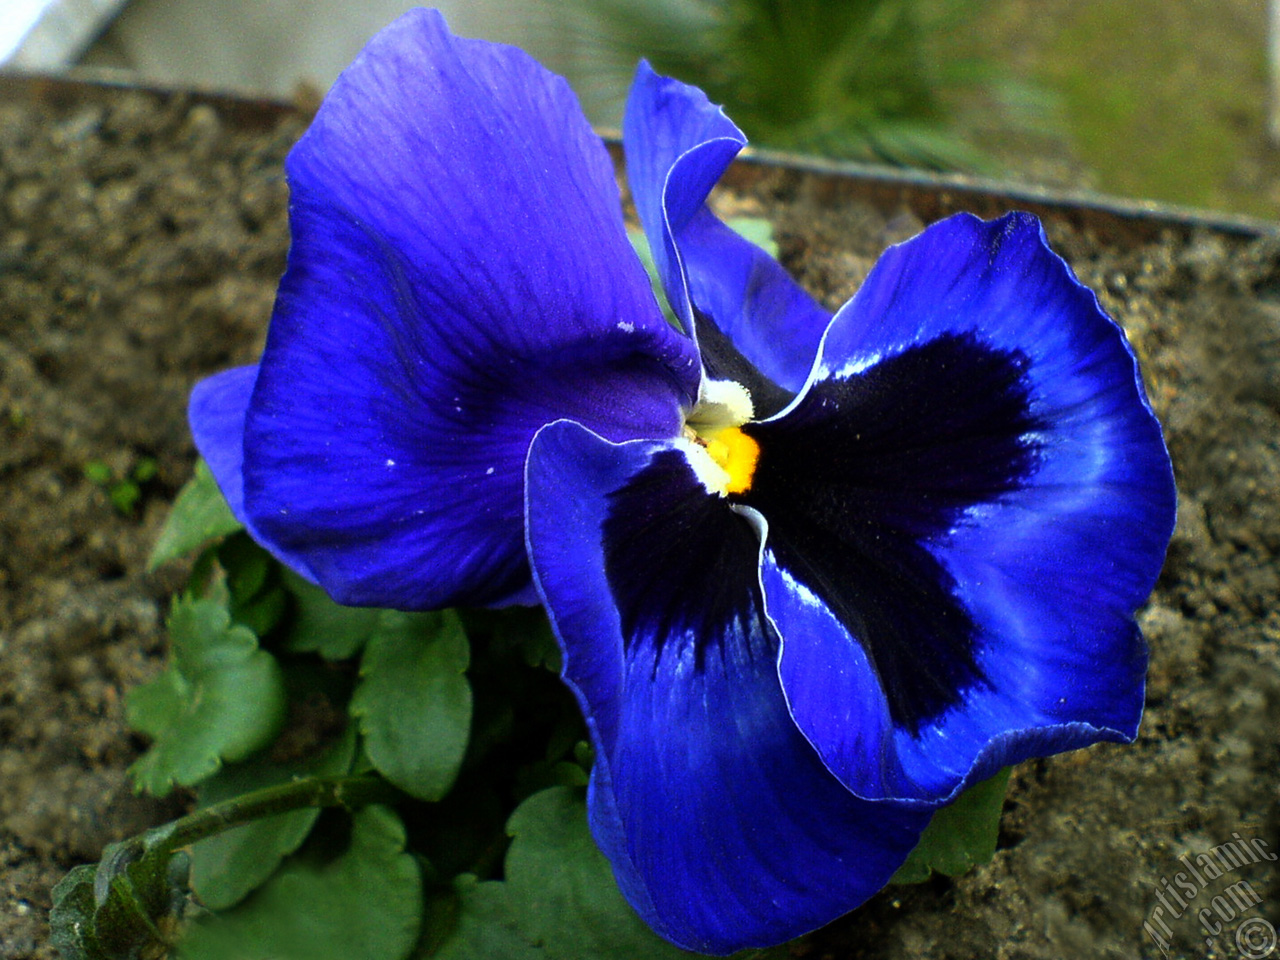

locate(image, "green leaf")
[[350, 611, 471, 801], [423, 789, 699, 959], [625, 218, 777, 333], [217, 532, 287, 636], [49, 830, 192, 960], [724, 215, 779, 259], [217, 533, 270, 604], [504, 609, 559, 672], [513, 760, 589, 802], [458, 606, 560, 673], [127, 597, 287, 796], [49, 864, 100, 960], [494, 606, 560, 672], [230, 583, 288, 639], [626, 224, 657, 276], [189, 725, 359, 910], [149, 460, 244, 570], [108, 481, 142, 515], [281, 568, 381, 660], [423, 876, 544, 960], [132, 456, 159, 483], [891, 766, 1012, 884], [178, 805, 423, 960], [83, 459, 114, 486], [625, 226, 681, 331], [503, 787, 697, 959]]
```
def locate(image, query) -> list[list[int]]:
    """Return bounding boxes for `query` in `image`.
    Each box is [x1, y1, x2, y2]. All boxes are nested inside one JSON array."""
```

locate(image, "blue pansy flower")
[[189, 9, 1176, 955]]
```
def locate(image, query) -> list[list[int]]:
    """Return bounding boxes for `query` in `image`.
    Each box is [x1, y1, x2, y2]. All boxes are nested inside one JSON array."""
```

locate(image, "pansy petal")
[[745, 212, 1174, 804], [188, 365, 255, 525], [624, 63, 830, 396], [218, 10, 698, 610], [526, 420, 930, 954], [188, 364, 321, 582]]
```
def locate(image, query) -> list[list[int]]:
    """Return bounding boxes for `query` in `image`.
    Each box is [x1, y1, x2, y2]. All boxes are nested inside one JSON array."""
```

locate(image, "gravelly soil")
[[1, 79, 1277, 960]]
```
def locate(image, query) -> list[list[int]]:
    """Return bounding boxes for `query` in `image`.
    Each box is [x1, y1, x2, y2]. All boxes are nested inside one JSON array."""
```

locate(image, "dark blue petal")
[[624, 63, 830, 396], [747, 334, 1038, 735], [526, 420, 930, 955], [205, 10, 699, 610], [747, 212, 1175, 803]]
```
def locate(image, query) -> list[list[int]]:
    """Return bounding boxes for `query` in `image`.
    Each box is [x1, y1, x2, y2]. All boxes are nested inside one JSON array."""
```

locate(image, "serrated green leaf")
[[148, 460, 244, 571], [350, 611, 471, 801], [281, 568, 381, 660], [49, 864, 102, 960], [49, 833, 192, 960], [189, 725, 359, 910], [92, 844, 190, 957], [724, 215, 779, 259], [504, 787, 697, 960], [231, 583, 287, 638], [216, 532, 288, 636], [178, 805, 422, 960], [513, 760, 589, 802], [423, 876, 544, 960], [891, 766, 1011, 884], [217, 533, 270, 604], [127, 598, 287, 796]]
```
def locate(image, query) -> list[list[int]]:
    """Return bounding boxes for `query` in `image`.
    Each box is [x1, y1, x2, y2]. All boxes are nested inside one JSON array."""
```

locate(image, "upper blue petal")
[[190, 10, 699, 610], [751, 212, 1175, 803], [624, 62, 830, 395], [525, 420, 930, 955], [188, 364, 322, 582], [188, 366, 255, 527]]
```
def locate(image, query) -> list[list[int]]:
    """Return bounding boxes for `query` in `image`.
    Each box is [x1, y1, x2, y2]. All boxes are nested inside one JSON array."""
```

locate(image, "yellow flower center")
[[701, 426, 760, 495], [681, 378, 760, 496]]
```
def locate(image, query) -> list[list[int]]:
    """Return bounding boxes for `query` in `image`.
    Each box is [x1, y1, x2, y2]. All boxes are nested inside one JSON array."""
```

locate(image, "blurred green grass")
[[960, 0, 1276, 218], [567, 0, 1275, 218], [569, 0, 1010, 170]]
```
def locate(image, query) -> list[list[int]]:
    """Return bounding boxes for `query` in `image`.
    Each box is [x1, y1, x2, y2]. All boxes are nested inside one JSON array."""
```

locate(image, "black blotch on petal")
[[694, 308, 794, 419], [603, 449, 762, 669], [741, 332, 1046, 734]]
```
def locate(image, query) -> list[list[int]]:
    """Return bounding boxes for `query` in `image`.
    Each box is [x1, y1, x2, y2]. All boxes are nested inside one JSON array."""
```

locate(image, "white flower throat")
[[680, 379, 760, 497]]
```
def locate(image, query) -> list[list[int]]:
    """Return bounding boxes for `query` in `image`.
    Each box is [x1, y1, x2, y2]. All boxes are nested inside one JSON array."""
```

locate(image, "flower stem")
[[157, 772, 398, 853], [96, 772, 399, 895]]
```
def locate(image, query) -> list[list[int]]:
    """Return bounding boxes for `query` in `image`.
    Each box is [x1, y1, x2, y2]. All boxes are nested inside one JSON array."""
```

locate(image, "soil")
[[1, 78, 1278, 960]]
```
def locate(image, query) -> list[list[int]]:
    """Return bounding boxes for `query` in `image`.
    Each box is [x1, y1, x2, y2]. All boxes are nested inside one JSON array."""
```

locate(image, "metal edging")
[[597, 133, 1280, 245], [3, 71, 1277, 244]]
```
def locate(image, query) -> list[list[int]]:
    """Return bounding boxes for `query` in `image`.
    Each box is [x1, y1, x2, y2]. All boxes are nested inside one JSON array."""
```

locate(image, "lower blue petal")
[[526, 420, 930, 955], [749, 212, 1174, 804]]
